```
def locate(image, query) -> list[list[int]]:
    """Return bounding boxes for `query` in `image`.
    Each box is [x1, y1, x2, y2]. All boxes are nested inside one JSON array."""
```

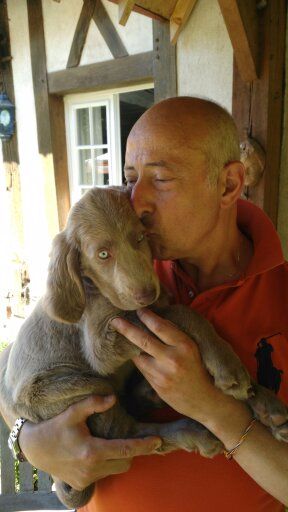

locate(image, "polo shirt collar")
[[237, 198, 284, 277]]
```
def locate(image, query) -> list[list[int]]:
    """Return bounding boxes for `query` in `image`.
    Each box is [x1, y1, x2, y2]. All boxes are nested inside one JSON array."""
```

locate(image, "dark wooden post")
[[232, 0, 286, 224]]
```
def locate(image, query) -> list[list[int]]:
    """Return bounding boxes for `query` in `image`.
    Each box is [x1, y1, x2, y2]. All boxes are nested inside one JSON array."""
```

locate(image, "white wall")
[[177, 0, 233, 112]]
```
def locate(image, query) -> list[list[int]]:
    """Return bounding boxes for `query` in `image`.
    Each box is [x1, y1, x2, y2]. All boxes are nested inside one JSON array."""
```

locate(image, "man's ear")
[[220, 161, 245, 209]]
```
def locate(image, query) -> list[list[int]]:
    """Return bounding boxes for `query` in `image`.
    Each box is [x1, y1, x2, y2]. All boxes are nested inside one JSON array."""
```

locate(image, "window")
[[65, 86, 154, 205]]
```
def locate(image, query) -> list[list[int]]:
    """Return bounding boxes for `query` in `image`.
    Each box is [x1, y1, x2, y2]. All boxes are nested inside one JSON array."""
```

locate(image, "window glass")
[[78, 148, 92, 185], [94, 148, 109, 186], [76, 108, 90, 146], [92, 106, 107, 145]]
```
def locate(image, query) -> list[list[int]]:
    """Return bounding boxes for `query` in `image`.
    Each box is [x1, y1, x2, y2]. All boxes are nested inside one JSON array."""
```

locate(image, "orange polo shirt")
[[80, 199, 287, 512]]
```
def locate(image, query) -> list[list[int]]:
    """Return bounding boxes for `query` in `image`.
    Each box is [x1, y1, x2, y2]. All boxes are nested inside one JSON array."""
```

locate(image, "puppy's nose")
[[134, 287, 158, 305]]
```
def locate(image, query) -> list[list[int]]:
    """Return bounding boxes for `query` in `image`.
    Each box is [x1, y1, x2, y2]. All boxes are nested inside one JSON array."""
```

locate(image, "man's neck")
[[178, 228, 254, 293]]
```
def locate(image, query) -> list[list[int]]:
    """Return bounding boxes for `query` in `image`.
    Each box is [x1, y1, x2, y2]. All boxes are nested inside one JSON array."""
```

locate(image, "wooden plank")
[[218, 0, 259, 82], [26, 0, 52, 156], [0, 418, 15, 494], [118, 0, 135, 25], [170, 0, 198, 44], [67, 0, 96, 68], [37, 470, 52, 492], [19, 463, 33, 492], [0, 491, 67, 511], [93, 0, 128, 58], [263, 0, 286, 223], [108, 0, 167, 21], [132, 0, 177, 19], [153, 20, 177, 102], [49, 95, 71, 230], [232, 0, 286, 224], [48, 51, 154, 94]]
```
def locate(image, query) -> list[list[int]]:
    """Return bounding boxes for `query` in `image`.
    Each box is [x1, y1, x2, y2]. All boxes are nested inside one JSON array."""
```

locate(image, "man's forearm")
[[203, 394, 288, 506]]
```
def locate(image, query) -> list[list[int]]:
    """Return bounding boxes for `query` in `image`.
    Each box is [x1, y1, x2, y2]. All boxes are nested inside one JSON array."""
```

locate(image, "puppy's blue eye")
[[98, 251, 109, 260], [137, 233, 145, 243]]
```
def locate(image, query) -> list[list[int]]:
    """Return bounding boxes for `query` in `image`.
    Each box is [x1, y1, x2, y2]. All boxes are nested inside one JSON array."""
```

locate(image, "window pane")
[[78, 149, 93, 185], [93, 148, 109, 186], [92, 106, 107, 145], [76, 108, 90, 145]]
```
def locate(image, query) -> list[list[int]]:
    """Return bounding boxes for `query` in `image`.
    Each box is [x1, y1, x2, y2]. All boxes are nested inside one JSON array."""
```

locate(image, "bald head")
[[128, 97, 240, 185]]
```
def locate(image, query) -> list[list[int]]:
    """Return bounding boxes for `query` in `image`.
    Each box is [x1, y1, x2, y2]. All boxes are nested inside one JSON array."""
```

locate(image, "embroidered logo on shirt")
[[254, 335, 283, 394]]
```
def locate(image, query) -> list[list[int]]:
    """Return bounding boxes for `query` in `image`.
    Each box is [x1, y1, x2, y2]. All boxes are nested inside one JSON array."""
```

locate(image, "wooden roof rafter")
[[217, 0, 259, 82]]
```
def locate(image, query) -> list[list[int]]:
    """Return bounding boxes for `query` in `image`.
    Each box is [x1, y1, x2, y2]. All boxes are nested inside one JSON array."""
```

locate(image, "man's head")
[[124, 96, 245, 262]]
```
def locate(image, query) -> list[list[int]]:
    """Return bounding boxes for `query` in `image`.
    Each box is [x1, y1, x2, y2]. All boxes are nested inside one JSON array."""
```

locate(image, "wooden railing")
[[0, 417, 67, 511]]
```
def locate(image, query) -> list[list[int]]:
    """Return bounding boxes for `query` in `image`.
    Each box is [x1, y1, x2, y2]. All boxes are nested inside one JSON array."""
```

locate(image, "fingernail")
[[110, 317, 121, 328]]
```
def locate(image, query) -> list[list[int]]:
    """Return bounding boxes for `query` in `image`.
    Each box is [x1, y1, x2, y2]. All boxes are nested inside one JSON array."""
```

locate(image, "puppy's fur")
[[1, 187, 287, 508]]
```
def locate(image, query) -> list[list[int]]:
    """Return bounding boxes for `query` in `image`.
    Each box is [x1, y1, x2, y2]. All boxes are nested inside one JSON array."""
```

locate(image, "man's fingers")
[[65, 394, 116, 424], [110, 317, 164, 357], [137, 309, 184, 346], [96, 436, 162, 459]]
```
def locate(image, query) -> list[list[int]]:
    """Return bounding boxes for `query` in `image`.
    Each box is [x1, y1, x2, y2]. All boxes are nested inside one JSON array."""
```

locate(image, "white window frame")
[[64, 83, 153, 205]]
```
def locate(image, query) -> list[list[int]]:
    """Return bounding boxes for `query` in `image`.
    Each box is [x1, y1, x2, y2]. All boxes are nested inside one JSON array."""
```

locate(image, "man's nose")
[[130, 180, 153, 219]]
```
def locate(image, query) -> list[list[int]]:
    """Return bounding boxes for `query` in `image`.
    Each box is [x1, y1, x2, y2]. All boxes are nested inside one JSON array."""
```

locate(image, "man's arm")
[[0, 347, 161, 490], [111, 309, 288, 506]]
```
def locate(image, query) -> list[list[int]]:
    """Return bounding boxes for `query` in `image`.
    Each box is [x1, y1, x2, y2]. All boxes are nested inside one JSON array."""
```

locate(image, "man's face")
[[124, 125, 222, 261]]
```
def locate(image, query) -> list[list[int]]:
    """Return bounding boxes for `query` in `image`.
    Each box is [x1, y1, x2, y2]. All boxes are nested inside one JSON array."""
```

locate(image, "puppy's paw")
[[205, 339, 252, 401], [156, 418, 223, 458], [248, 384, 288, 442]]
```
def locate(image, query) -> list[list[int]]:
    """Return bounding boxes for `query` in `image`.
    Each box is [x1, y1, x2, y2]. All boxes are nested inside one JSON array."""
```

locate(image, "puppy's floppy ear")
[[44, 231, 85, 323]]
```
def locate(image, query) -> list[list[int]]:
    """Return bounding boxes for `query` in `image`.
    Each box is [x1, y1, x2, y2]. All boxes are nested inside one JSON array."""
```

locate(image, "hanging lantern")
[[0, 92, 15, 140]]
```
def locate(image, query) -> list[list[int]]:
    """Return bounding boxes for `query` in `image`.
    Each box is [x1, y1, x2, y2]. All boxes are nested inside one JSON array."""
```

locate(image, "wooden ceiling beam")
[[217, 0, 259, 82], [118, 0, 135, 26], [170, 0, 198, 44]]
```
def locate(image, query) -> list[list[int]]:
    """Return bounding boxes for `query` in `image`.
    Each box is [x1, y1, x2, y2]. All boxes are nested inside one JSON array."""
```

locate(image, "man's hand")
[[19, 394, 162, 491], [111, 309, 223, 424]]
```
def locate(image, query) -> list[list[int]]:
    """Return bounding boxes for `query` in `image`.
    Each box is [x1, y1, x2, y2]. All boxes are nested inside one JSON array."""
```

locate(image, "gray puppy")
[[1, 187, 288, 508]]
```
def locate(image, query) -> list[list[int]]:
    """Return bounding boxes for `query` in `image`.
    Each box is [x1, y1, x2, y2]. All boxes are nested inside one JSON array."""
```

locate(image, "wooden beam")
[[48, 51, 153, 94], [27, 0, 66, 233], [153, 20, 177, 102], [118, 0, 135, 26], [93, 0, 128, 58], [27, 0, 53, 156], [49, 95, 71, 230], [67, 0, 96, 68], [218, 0, 259, 82], [170, 0, 198, 44], [232, 0, 286, 224]]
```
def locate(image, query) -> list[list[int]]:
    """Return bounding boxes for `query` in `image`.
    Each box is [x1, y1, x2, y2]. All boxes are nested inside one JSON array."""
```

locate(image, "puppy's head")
[[44, 187, 160, 322]]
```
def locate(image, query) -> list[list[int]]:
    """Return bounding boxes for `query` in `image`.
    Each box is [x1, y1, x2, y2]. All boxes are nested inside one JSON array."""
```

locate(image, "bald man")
[[1, 97, 288, 512]]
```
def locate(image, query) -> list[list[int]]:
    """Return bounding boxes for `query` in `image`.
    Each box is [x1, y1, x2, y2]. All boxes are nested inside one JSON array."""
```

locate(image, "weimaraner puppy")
[[1, 187, 288, 508]]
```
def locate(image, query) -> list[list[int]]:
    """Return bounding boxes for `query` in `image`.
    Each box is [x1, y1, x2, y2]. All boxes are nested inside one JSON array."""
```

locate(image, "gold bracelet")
[[224, 418, 256, 460]]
